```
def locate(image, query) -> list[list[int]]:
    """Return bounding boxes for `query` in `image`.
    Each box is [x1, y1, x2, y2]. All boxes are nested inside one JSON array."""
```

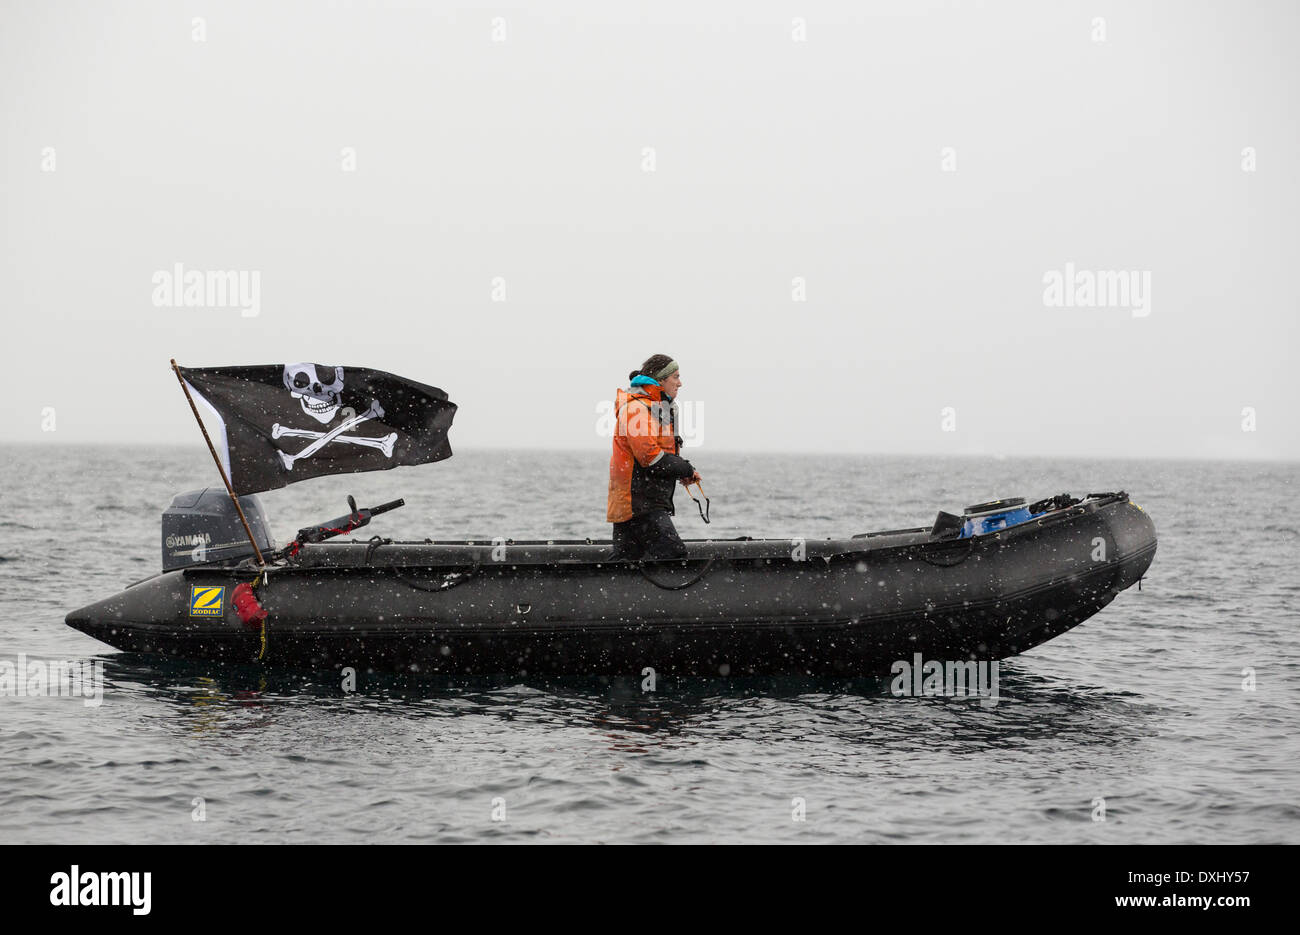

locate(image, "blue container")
[[959, 498, 1034, 539]]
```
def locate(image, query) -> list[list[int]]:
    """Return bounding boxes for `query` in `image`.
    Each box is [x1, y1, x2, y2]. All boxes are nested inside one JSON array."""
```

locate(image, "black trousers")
[[611, 510, 688, 560]]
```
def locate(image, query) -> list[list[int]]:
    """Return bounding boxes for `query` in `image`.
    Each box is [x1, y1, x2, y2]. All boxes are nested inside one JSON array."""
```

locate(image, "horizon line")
[[0, 439, 1295, 465]]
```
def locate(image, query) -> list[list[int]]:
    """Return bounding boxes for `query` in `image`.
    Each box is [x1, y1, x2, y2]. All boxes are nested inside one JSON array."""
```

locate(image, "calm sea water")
[[1, 444, 1296, 844]]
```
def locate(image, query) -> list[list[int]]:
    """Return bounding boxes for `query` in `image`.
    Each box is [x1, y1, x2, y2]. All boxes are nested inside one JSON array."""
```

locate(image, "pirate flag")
[[176, 363, 457, 495]]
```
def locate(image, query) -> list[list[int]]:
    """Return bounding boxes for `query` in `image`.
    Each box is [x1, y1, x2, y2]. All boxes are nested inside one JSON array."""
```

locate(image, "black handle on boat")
[[294, 496, 406, 545]]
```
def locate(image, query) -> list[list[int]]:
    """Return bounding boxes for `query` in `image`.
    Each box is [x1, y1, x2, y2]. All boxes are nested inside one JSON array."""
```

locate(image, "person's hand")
[[682, 470, 702, 486]]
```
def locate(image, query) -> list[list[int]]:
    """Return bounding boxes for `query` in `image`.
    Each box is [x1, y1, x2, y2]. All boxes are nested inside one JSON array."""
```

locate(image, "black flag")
[[177, 363, 457, 495]]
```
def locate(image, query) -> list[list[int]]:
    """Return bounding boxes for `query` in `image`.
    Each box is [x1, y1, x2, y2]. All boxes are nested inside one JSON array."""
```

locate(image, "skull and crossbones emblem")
[[272, 363, 396, 469]]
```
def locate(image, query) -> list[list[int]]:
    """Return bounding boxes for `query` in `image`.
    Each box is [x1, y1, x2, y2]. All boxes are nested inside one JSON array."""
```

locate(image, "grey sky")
[[2, 0, 1296, 460]]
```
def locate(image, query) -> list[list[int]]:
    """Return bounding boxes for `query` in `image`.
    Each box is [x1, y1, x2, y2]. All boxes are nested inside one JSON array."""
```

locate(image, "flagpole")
[[170, 359, 266, 567]]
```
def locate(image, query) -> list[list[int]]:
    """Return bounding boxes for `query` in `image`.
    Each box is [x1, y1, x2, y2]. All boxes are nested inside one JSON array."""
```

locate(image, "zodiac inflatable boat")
[[64, 490, 1156, 676]]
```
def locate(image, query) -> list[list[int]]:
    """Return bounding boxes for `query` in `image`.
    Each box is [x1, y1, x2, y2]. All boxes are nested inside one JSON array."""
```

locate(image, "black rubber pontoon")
[[64, 491, 1156, 677]]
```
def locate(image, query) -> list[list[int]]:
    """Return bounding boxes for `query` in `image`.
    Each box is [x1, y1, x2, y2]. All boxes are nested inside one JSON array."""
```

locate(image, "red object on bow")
[[232, 582, 268, 630]]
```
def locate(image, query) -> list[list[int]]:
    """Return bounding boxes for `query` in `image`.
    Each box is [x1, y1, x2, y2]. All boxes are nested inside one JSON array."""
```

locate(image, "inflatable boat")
[[64, 489, 1156, 677]]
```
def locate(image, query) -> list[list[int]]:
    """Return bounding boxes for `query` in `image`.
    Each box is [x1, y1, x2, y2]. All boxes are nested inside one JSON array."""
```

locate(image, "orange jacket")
[[607, 383, 694, 523]]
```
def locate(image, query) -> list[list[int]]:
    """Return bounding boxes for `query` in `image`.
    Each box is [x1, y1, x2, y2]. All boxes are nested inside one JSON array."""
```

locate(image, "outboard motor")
[[162, 488, 274, 571]]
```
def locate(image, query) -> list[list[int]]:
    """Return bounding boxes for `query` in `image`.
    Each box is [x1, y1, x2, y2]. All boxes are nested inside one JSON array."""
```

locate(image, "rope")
[[364, 535, 392, 564], [919, 540, 975, 568], [638, 557, 716, 590], [250, 569, 268, 661], [684, 481, 710, 524]]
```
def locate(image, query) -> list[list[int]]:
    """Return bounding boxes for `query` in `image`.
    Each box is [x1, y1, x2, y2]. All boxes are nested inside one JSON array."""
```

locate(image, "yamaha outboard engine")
[[162, 488, 274, 571]]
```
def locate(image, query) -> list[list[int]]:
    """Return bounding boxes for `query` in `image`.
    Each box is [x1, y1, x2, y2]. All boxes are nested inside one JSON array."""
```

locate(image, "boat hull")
[[65, 495, 1156, 677]]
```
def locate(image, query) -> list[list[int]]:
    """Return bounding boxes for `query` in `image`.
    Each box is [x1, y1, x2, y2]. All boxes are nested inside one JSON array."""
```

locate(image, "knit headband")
[[652, 360, 679, 381]]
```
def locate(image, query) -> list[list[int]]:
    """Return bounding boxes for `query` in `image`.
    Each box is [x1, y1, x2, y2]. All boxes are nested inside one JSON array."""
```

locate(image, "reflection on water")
[[102, 652, 1159, 756], [184, 673, 271, 734]]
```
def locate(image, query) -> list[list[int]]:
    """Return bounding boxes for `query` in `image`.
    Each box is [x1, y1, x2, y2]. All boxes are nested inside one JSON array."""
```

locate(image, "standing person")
[[606, 354, 701, 560]]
